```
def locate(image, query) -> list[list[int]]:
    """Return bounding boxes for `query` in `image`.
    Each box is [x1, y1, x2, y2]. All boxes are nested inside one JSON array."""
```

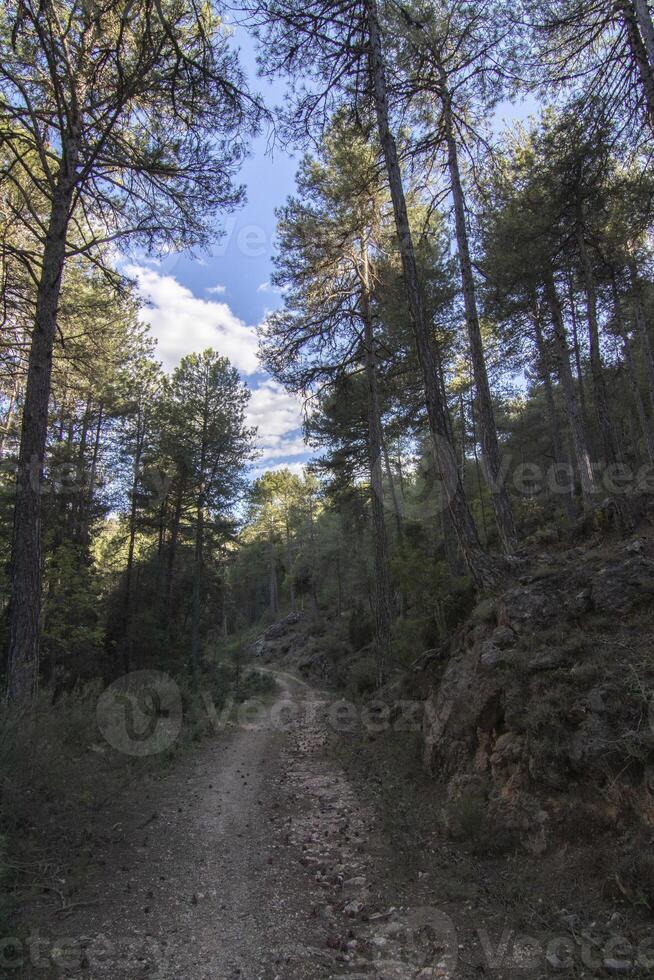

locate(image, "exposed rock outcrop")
[[422, 537, 654, 853]]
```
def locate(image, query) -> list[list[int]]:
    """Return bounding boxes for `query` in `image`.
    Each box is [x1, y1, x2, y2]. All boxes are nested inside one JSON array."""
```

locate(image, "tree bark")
[[335, 552, 342, 617], [164, 482, 184, 632], [442, 84, 517, 554], [191, 496, 204, 690], [544, 271, 598, 504], [6, 161, 77, 705], [532, 307, 577, 518], [0, 377, 19, 459], [365, 0, 499, 590], [268, 532, 279, 617], [306, 492, 320, 616], [360, 245, 393, 687], [624, 333, 654, 462], [576, 221, 620, 465], [629, 261, 654, 416], [567, 277, 588, 421], [470, 395, 489, 542], [381, 437, 403, 538], [634, 0, 654, 68], [191, 389, 210, 689], [82, 400, 104, 546], [285, 516, 296, 613], [611, 273, 654, 463], [620, 0, 654, 132], [72, 396, 92, 542], [122, 404, 146, 674]]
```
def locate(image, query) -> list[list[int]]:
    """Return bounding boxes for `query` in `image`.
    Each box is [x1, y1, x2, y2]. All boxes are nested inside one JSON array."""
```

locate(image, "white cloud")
[[127, 264, 259, 374], [206, 283, 226, 295], [257, 280, 285, 296], [258, 435, 308, 461], [246, 380, 306, 464], [125, 265, 312, 472], [252, 460, 307, 478]]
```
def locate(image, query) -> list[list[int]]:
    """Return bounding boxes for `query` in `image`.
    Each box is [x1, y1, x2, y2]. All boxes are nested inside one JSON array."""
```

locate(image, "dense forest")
[[3, 0, 654, 968], [4, 0, 654, 693]]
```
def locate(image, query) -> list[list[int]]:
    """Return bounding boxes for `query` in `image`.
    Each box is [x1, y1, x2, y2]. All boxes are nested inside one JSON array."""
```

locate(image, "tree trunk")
[[222, 567, 229, 638], [306, 494, 320, 616], [532, 307, 577, 518], [286, 518, 296, 613], [624, 333, 654, 463], [6, 165, 76, 705], [268, 534, 279, 617], [122, 405, 145, 674], [611, 274, 654, 463], [634, 0, 654, 71], [72, 396, 92, 542], [442, 84, 517, 554], [365, 0, 499, 590], [576, 221, 620, 465], [164, 483, 184, 631], [567, 277, 588, 421], [80, 400, 104, 547], [396, 440, 406, 500], [191, 390, 210, 689], [381, 437, 403, 538], [335, 552, 342, 617], [470, 396, 489, 543], [360, 245, 393, 687], [629, 261, 654, 416], [620, 0, 654, 132], [0, 377, 19, 459], [191, 498, 204, 690], [544, 272, 598, 504]]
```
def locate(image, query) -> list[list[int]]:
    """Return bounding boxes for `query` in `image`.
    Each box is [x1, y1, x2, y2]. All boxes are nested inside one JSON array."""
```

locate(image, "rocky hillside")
[[420, 535, 654, 862], [253, 529, 654, 895]]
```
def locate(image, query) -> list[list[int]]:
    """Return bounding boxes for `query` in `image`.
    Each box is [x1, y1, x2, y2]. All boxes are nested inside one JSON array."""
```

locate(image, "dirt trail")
[[17, 669, 558, 980], [20, 672, 324, 978]]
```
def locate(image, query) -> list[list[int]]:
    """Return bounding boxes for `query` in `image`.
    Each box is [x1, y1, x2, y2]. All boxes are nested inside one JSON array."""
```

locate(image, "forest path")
[[18, 669, 540, 980]]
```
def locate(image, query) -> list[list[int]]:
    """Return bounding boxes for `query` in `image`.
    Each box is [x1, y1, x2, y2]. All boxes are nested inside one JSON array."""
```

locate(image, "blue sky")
[[128, 29, 311, 476], [129, 30, 538, 478]]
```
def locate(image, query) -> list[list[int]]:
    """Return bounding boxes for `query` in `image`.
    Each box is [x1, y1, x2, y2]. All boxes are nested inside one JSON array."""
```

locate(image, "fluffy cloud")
[[128, 264, 259, 374], [258, 435, 308, 461], [246, 380, 307, 463], [127, 266, 310, 470], [206, 283, 226, 295], [252, 460, 307, 479]]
